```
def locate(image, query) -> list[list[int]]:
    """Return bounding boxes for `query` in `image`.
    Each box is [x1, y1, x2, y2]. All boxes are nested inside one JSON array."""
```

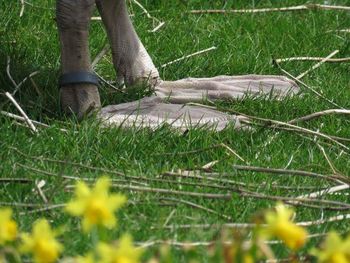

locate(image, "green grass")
[[1, 0, 349, 261]]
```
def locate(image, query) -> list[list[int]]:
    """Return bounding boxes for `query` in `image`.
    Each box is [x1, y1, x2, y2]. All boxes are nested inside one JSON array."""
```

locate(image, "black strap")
[[59, 72, 99, 87]]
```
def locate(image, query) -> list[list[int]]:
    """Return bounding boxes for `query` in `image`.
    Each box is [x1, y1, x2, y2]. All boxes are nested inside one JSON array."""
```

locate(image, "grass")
[[0, 0, 349, 261]]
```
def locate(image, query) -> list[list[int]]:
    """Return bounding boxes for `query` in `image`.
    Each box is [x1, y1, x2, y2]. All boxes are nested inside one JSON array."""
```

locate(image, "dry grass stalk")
[[297, 184, 349, 200], [288, 109, 350, 124], [66, 184, 233, 200], [274, 56, 350, 63], [296, 50, 339, 79], [160, 197, 231, 220], [5, 92, 38, 133], [20, 0, 25, 17], [92, 43, 110, 68], [1, 111, 69, 133], [190, 4, 350, 14], [241, 116, 349, 151], [161, 46, 217, 68], [232, 164, 349, 184], [131, 0, 165, 32], [274, 62, 342, 108]]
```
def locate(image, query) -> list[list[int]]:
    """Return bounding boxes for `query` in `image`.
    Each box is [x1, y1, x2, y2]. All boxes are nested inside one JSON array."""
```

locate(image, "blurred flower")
[[97, 234, 143, 263], [311, 231, 350, 263], [0, 208, 17, 244], [261, 203, 307, 250], [20, 219, 63, 263], [65, 176, 127, 232], [75, 253, 94, 263]]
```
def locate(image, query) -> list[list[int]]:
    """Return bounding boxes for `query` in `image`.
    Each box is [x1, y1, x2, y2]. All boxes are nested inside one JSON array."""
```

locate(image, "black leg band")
[[59, 72, 99, 87]]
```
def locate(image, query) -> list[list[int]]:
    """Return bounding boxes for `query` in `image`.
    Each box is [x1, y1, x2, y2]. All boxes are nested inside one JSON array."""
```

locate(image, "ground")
[[0, 0, 349, 261]]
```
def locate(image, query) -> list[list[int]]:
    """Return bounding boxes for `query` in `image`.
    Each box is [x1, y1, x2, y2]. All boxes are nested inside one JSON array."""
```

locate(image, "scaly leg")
[[95, 0, 159, 87], [57, 0, 101, 118]]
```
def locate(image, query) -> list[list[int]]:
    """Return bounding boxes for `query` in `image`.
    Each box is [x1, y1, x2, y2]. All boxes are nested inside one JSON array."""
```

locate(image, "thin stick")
[[161, 46, 217, 68], [131, 0, 165, 32], [5, 92, 37, 133], [241, 117, 349, 152], [66, 184, 232, 200], [297, 184, 349, 200], [6, 56, 18, 89], [232, 164, 349, 184], [296, 50, 339, 79], [288, 109, 350, 124], [35, 180, 48, 204], [13, 71, 40, 96], [316, 143, 339, 175], [220, 143, 246, 163], [92, 43, 109, 69], [157, 213, 350, 230], [239, 189, 350, 210], [136, 233, 323, 248], [20, 0, 25, 17], [190, 4, 350, 14], [0, 178, 32, 183], [1, 111, 69, 133], [274, 56, 350, 64], [19, 204, 65, 215], [160, 198, 231, 220], [149, 21, 165, 33], [274, 60, 342, 108]]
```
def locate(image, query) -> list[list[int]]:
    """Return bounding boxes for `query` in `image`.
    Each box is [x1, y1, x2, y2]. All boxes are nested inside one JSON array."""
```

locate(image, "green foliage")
[[0, 0, 349, 261]]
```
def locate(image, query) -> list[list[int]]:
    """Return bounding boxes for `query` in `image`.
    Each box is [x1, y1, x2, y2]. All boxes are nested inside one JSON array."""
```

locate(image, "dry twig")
[[5, 92, 37, 133], [296, 50, 339, 79], [190, 4, 350, 14], [161, 46, 217, 68], [274, 56, 350, 64], [288, 109, 350, 124]]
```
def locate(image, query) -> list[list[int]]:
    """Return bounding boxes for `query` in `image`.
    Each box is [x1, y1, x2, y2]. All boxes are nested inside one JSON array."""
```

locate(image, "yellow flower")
[[20, 219, 63, 263], [75, 253, 94, 263], [97, 234, 143, 263], [311, 231, 350, 263], [261, 203, 307, 250], [65, 176, 127, 232], [0, 208, 17, 244]]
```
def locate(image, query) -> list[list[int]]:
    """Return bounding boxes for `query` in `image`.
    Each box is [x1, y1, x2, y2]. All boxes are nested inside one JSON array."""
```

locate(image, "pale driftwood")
[[160, 46, 217, 68], [5, 92, 37, 133], [288, 109, 350, 124], [296, 50, 339, 79], [190, 4, 350, 14], [274, 56, 350, 64]]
